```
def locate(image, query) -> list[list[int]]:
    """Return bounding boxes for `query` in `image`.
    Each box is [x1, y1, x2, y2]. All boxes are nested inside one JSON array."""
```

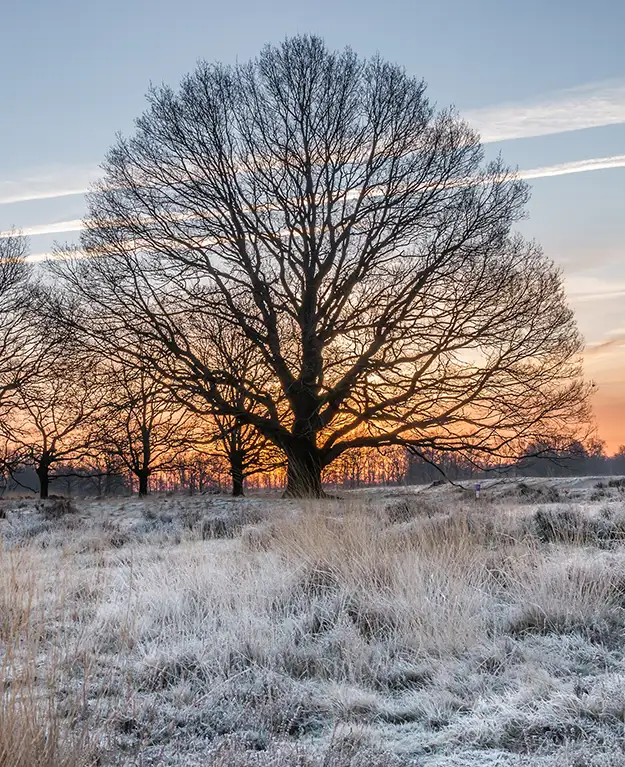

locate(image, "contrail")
[[4, 219, 85, 237], [0, 165, 99, 206], [6, 151, 625, 239], [465, 79, 625, 143], [566, 275, 625, 304], [2, 79, 624, 208], [585, 334, 625, 355], [24, 251, 56, 263], [0, 187, 90, 205], [518, 154, 625, 180]]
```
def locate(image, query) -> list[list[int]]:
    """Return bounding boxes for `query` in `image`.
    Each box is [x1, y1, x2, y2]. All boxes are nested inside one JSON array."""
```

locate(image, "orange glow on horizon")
[[591, 392, 625, 455], [584, 348, 625, 455]]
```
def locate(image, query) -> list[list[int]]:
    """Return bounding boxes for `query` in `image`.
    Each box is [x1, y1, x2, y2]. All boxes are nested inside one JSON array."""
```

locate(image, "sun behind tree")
[[50, 35, 591, 497]]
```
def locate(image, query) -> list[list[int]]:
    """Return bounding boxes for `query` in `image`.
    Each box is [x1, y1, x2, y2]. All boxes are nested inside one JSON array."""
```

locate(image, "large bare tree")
[[50, 36, 591, 496]]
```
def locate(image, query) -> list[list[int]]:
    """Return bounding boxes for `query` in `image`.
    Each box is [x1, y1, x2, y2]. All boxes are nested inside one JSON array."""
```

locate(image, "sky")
[[1, 0, 624, 451]]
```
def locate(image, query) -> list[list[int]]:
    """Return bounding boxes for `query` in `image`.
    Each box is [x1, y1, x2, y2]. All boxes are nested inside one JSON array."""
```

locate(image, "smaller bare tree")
[[167, 316, 284, 496], [4, 346, 104, 499], [206, 414, 281, 496], [79, 449, 127, 496], [0, 231, 34, 415], [96, 361, 199, 496]]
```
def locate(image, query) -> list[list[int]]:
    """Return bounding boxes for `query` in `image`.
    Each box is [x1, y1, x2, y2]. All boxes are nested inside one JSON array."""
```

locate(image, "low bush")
[[37, 498, 77, 520], [531, 507, 625, 546], [385, 497, 442, 524]]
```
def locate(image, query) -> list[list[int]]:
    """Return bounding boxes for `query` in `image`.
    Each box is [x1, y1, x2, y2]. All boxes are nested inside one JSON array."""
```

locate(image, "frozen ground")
[[2, 476, 625, 766]]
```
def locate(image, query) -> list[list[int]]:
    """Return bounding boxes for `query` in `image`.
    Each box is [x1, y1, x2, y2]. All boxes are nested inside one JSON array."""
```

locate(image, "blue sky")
[[1, 0, 624, 447]]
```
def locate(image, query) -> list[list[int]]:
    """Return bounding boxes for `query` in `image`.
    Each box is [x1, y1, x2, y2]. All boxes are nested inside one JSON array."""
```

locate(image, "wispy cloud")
[[585, 333, 625, 355], [2, 219, 84, 238], [0, 186, 89, 205], [466, 80, 625, 143], [24, 251, 56, 263], [518, 154, 625, 180], [0, 165, 99, 206], [2, 80, 623, 210], [6, 149, 625, 240], [566, 276, 625, 304]]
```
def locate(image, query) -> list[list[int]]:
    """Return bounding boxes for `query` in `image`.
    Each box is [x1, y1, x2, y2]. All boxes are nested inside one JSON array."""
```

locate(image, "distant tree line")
[[406, 442, 625, 483], [3, 435, 623, 500], [0, 37, 600, 499]]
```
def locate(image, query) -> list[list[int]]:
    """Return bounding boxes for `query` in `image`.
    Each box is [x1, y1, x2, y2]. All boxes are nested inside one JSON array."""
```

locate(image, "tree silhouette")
[[4, 345, 103, 498], [169, 315, 284, 497], [50, 36, 591, 496], [96, 359, 198, 496], [0, 231, 34, 416]]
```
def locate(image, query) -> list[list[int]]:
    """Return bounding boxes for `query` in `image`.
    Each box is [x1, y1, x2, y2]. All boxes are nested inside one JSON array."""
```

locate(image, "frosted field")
[[2, 477, 625, 766]]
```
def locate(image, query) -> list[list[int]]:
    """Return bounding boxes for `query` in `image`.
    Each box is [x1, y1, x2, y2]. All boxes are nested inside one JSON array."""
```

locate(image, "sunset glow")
[[1, 1, 624, 471]]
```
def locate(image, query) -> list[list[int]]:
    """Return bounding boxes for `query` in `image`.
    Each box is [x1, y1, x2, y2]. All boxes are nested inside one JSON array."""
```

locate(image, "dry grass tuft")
[[0, 549, 96, 767], [0, 679, 94, 767]]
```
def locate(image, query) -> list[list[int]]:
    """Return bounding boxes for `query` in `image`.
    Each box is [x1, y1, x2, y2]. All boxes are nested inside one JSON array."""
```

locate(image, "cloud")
[[466, 80, 625, 143], [1, 79, 623, 210], [0, 219, 84, 238], [585, 334, 625, 355], [0, 186, 89, 205], [24, 251, 56, 263], [518, 154, 625, 180], [7, 148, 625, 240], [0, 165, 100, 206], [565, 276, 625, 303]]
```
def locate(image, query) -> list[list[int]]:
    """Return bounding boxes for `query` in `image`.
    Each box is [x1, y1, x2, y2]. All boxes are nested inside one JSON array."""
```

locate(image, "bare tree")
[[206, 415, 280, 496], [96, 360, 199, 496], [50, 36, 591, 497], [5, 346, 103, 499], [0, 231, 34, 415], [194, 320, 284, 496], [80, 449, 126, 497], [614, 446, 625, 475]]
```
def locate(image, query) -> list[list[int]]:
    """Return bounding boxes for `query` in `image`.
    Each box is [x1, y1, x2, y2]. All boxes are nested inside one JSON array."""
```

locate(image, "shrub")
[[531, 507, 625, 547], [532, 507, 587, 544], [202, 506, 267, 539], [518, 482, 561, 503], [385, 497, 441, 524], [37, 498, 77, 520]]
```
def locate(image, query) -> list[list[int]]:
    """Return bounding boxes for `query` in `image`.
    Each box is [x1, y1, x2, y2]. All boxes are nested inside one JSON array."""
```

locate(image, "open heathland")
[[2, 477, 625, 766]]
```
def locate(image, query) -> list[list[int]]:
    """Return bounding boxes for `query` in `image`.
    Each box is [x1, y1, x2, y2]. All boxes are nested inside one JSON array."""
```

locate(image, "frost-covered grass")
[[1, 477, 625, 766]]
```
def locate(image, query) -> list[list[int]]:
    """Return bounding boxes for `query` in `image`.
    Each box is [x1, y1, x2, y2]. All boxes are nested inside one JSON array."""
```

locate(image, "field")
[[2, 477, 625, 766]]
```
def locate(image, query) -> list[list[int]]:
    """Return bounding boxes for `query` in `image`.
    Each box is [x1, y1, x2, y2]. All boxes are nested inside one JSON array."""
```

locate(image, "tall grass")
[[0, 548, 96, 767], [2, 490, 625, 764]]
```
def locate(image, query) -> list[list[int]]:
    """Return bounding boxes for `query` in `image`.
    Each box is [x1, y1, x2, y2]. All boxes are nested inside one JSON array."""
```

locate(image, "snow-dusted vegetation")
[[2, 477, 625, 766]]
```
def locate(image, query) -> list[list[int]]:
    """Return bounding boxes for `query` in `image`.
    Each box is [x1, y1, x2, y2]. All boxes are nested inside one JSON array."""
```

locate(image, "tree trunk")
[[230, 449, 245, 497], [138, 471, 149, 496], [36, 463, 50, 500], [283, 441, 324, 498]]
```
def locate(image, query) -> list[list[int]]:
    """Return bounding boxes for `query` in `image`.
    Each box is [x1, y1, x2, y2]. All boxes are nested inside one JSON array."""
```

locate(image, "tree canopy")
[[50, 35, 591, 496]]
